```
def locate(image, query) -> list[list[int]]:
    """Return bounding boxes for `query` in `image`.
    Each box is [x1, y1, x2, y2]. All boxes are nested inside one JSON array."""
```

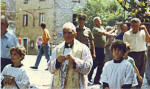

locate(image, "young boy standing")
[[1, 46, 30, 89], [101, 40, 135, 89]]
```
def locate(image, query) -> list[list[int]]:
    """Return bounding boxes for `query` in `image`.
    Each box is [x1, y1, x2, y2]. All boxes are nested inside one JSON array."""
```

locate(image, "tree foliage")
[[73, 0, 126, 29], [117, 0, 150, 23]]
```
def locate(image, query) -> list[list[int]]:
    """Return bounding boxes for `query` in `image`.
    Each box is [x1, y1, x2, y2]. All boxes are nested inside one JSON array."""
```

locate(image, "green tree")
[[73, 0, 126, 29]]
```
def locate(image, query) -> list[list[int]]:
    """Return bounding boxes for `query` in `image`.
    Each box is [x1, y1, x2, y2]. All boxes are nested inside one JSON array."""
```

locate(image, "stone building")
[[16, 0, 54, 54], [54, 0, 87, 43], [16, 0, 87, 54]]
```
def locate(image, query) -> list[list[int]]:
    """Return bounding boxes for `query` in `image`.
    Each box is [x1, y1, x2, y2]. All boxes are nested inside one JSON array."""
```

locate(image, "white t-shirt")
[[123, 30, 146, 52]]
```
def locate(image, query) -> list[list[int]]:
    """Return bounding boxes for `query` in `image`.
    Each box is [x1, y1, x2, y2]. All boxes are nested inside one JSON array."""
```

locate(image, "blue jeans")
[[34, 44, 50, 67]]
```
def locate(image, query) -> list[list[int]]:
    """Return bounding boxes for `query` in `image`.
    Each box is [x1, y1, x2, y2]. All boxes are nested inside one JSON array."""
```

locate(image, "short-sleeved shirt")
[[92, 26, 106, 48], [116, 32, 124, 40], [42, 29, 50, 44], [1, 31, 19, 59], [123, 29, 146, 52], [76, 26, 94, 46]]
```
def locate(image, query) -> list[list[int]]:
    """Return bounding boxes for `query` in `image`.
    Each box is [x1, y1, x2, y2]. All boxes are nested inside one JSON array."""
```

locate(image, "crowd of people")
[[1, 13, 150, 89]]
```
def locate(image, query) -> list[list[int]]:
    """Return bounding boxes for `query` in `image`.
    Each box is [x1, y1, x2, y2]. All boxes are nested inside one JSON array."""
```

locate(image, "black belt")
[[130, 51, 145, 54]]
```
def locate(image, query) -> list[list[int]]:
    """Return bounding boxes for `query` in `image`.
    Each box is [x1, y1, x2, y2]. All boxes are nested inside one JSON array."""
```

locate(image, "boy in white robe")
[[101, 40, 135, 89], [1, 46, 30, 89]]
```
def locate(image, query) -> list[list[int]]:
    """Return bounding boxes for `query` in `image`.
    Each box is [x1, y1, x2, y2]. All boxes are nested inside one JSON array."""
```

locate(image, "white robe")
[[48, 40, 93, 89], [100, 60, 135, 89], [1, 64, 30, 89]]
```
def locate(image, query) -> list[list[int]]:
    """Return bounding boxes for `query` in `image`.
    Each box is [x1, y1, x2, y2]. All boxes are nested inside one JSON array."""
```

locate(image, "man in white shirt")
[[48, 22, 93, 89], [123, 18, 150, 88]]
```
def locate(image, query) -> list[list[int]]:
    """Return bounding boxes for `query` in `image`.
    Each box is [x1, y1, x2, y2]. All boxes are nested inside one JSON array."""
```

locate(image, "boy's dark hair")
[[78, 13, 87, 21], [40, 22, 46, 29], [110, 40, 127, 54], [10, 46, 26, 60]]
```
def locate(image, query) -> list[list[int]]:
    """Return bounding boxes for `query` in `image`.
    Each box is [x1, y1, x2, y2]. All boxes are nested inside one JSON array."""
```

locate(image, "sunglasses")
[[79, 18, 86, 21]]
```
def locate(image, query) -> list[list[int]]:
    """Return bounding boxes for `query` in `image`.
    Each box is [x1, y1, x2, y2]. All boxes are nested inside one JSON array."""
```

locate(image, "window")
[[72, 0, 80, 3], [24, 0, 28, 4], [23, 15, 28, 26], [22, 38, 28, 54], [39, 13, 44, 24]]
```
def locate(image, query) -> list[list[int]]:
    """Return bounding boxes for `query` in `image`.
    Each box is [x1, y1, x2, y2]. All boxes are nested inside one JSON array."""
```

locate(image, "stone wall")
[[54, 0, 87, 44], [16, 0, 86, 54], [16, 0, 54, 54]]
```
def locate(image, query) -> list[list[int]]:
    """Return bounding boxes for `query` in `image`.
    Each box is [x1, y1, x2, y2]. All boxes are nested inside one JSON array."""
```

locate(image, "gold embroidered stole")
[[53, 40, 83, 89]]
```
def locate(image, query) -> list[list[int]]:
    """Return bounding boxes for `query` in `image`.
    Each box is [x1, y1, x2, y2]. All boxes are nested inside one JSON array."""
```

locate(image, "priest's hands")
[[66, 54, 75, 63], [57, 54, 75, 63]]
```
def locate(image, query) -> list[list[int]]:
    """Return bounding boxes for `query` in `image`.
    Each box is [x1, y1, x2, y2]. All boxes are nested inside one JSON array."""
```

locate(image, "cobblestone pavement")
[[23, 55, 149, 89]]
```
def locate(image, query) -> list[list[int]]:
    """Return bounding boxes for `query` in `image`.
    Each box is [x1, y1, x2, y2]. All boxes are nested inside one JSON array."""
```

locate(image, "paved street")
[[23, 55, 101, 89], [22, 55, 52, 89], [22, 55, 150, 89]]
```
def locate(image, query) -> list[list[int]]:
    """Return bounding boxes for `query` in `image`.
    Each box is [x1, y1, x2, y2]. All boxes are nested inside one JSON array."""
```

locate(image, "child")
[[37, 37, 42, 50], [123, 42, 143, 85], [100, 40, 135, 89], [104, 26, 115, 62], [1, 46, 30, 89]]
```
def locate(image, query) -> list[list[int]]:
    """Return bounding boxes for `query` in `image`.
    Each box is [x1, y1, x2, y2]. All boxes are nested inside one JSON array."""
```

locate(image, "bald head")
[[63, 22, 77, 44], [93, 17, 101, 22], [63, 22, 76, 33], [1, 15, 8, 24], [93, 17, 102, 27], [1, 15, 9, 36]]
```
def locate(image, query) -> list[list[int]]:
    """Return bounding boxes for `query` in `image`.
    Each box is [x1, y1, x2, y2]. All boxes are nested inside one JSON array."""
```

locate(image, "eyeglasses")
[[63, 31, 74, 34], [79, 18, 86, 21]]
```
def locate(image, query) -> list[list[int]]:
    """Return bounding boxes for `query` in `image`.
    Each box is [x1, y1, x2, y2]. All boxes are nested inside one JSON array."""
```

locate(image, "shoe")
[[88, 81, 94, 86], [93, 82, 101, 85], [30, 66, 38, 69], [45, 68, 48, 70], [88, 79, 92, 83]]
